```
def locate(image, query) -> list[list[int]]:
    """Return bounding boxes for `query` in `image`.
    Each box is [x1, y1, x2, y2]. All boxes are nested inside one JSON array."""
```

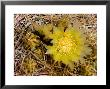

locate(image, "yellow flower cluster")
[[47, 27, 91, 68]]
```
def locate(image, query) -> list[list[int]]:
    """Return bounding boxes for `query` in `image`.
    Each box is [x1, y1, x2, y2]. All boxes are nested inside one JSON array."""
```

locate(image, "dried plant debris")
[[14, 14, 97, 76]]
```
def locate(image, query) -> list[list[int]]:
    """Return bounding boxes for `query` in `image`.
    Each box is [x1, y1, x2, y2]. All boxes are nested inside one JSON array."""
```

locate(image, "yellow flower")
[[47, 27, 91, 69]]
